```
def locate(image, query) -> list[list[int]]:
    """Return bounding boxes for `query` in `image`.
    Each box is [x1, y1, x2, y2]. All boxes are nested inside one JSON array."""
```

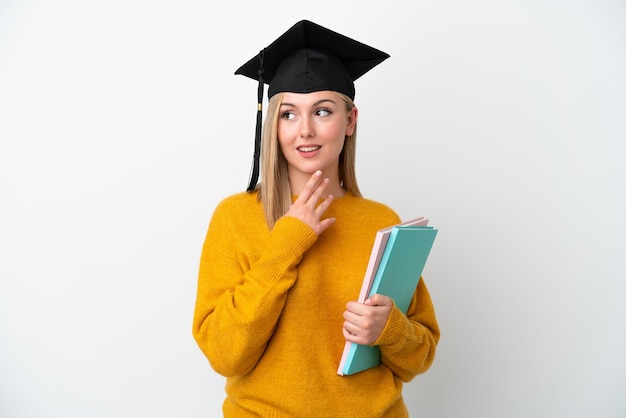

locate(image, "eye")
[[281, 111, 296, 120], [316, 108, 332, 117]]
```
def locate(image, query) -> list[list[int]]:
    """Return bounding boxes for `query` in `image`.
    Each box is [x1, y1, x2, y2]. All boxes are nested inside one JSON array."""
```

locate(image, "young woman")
[[193, 20, 440, 417]]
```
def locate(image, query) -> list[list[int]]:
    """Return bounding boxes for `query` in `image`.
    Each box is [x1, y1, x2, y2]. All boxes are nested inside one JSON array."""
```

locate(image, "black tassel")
[[247, 49, 265, 192]]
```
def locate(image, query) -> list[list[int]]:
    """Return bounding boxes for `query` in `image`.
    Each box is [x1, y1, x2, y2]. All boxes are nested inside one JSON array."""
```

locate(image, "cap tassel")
[[247, 49, 265, 192]]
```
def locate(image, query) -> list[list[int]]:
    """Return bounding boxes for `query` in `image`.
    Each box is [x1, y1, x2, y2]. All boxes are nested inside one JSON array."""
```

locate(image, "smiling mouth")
[[297, 146, 321, 153]]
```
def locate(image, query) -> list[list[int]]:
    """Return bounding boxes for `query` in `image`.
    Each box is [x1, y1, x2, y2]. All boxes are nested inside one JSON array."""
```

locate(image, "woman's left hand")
[[342, 294, 393, 345]]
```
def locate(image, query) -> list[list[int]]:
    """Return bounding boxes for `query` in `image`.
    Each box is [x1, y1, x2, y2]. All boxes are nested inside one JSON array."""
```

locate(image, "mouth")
[[297, 145, 321, 153]]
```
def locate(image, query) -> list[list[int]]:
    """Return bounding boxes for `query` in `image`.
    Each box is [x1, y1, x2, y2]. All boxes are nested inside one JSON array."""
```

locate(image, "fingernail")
[[315, 170, 322, 176]]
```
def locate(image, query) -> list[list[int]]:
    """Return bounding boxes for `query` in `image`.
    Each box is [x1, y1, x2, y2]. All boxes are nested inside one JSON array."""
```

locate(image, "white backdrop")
[[1, 1, 625, 417]]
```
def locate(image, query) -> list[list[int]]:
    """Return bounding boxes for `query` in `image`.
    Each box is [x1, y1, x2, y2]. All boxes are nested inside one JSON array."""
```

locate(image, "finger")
[[366, 294, 393, 307], [307, 176, 330, 206], [343, 327, 360, 342], [317, 217, 336, 234], [342, 321, 361, 337], [314, 193, 333, 217], [344, 309, 374, 332], [343, 325, 370, 345], [295, 170, 324, 204], [345, 301, 368, 315], [343, 309, 360, 324]]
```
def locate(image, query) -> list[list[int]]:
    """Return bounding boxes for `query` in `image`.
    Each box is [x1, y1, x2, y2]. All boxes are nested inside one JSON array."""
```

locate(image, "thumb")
[[366, 293, 392, 307]]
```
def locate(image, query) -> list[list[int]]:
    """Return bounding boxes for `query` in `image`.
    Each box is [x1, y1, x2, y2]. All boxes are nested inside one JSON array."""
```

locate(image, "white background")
[[1, 1, 625, 417]]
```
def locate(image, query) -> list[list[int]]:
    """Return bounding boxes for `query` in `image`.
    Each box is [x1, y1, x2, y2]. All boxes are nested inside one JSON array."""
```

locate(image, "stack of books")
[[337, 217, 438, 376]]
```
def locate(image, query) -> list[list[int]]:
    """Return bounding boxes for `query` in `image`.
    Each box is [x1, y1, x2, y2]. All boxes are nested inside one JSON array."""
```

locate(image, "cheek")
[[276, 120, 293, 142], [328, 124, 348, 145], [336, 137, 347, 154], [276, 124, 287, 145], [276, 127, 292, 156]]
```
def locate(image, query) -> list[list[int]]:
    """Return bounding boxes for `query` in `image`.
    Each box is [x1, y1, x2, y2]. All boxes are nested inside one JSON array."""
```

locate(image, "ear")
[[345, 106, 358, 136]]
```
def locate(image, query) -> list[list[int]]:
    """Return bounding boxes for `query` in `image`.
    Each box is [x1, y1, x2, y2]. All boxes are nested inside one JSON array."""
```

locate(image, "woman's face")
[[277, 90, 357, 183]]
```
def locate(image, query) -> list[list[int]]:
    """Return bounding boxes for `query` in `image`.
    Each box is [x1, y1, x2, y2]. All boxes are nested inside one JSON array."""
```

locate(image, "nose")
[[299, 116, 315, 138]]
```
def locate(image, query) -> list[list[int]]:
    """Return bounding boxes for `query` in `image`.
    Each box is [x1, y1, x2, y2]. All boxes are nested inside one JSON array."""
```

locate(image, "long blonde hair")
[[253, 91, 361, 228]]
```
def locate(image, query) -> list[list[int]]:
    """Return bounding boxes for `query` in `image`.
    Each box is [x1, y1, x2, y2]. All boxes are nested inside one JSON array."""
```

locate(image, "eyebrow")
[[280, 98, 337, 108]]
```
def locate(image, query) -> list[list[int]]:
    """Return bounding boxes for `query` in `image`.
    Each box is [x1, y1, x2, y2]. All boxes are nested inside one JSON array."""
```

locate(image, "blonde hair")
[[253, 91, 361, 228]]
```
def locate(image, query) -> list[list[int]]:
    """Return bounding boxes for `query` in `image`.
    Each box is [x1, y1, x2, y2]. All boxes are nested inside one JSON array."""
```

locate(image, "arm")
[[376, 279, 440, 381], [343, 279, 440, 381], [193, 171, 336, 377], [193, 214, 317, 377]]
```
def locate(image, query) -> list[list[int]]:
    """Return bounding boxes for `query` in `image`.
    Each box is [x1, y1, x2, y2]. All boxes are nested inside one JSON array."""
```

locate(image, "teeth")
[[298, 146, 320, 152]]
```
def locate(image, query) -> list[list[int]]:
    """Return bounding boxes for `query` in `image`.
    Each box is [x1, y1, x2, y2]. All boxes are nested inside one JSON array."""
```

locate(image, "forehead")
[[280, 91, 341, 106]]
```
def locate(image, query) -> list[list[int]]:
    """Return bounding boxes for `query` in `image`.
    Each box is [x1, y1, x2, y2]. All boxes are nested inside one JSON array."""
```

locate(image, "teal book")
[[337, 222, 438, 376]]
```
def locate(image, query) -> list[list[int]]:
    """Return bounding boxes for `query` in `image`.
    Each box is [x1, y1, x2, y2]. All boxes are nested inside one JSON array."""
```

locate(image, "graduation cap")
[[235, 20, 390, 192]]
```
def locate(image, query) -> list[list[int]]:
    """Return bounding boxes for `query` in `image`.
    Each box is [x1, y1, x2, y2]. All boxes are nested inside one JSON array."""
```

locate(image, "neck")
[[289, 170, 345, 198]]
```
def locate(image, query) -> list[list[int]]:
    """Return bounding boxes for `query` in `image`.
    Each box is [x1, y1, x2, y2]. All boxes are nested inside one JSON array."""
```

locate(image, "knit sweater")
[[192, 191, 440, 417]]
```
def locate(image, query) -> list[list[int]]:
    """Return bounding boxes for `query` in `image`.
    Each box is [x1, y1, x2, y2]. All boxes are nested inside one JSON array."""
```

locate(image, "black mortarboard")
[[235, 20, 390, 191]]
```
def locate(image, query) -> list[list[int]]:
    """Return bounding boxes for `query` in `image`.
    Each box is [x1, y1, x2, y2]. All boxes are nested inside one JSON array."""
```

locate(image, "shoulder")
[[351, 194, 399, 216], [209, 191, 264, 229], [213, 191, 261, 215], [204, 191, 266, 246], [337, 193, 401, 226]]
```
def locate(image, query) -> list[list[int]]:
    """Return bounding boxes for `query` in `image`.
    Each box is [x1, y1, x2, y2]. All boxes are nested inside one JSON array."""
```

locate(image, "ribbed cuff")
[[251, 216, 318, 287], [374, 303, 423, 352]]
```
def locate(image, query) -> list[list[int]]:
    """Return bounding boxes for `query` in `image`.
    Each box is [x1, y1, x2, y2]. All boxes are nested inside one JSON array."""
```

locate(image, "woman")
[[193, 20, 440, 417]]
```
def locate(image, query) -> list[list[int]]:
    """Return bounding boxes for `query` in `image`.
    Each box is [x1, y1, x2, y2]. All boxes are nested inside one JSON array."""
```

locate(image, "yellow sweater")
[[193, 191, 440, 417]]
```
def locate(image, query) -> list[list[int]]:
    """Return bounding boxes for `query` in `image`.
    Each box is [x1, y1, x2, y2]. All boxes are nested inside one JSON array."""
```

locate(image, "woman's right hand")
[[283, 170, 335, 236]]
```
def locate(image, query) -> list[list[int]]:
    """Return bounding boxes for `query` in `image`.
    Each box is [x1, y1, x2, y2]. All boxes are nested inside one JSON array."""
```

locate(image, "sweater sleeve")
[[192, 207, 318, 377], [373, 278, 440, 382]]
